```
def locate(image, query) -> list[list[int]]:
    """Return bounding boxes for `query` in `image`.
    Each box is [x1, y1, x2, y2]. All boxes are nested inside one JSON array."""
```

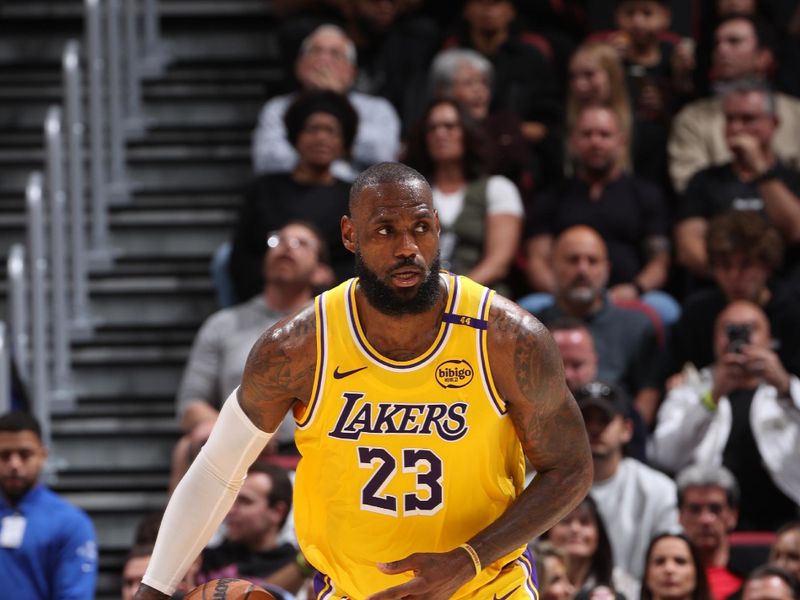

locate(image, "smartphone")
[[726, 323, 752, 353]]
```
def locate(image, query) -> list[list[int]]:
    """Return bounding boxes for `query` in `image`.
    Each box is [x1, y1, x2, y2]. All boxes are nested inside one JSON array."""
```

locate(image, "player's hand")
[[133, 583, 171, 600], [365, 549, 475, 600]]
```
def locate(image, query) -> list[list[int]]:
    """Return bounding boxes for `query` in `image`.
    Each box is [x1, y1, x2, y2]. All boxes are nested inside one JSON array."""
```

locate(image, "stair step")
[[0, 0, 273, 20], [52, 470, 170, 492]]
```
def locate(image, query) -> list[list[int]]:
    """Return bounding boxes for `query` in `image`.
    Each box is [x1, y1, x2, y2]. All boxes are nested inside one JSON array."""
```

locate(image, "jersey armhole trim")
[[477, 288, 507, 416], [296, 293, 327, 428]]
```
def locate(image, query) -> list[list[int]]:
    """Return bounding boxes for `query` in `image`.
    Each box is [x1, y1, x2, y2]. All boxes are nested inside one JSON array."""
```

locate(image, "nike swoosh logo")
[[494, 586, 520, 600], [332, 365, 367, 379]]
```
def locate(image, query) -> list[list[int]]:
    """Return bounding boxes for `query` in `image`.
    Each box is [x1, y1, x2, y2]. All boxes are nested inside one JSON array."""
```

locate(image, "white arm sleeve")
[[142, 388, 272, 594]]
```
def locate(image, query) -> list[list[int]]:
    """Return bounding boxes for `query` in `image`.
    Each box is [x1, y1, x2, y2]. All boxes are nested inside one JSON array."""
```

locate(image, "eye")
[[377, 226, 391, 236], [415, 222, 430, 233]]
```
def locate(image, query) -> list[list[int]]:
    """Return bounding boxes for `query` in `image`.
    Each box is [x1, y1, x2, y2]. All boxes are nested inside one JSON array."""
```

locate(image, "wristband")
[[459, 543, 482, 576], [754, 165, 780, 185], [701, 390, 718, 413], [296, 552, 314, 577]]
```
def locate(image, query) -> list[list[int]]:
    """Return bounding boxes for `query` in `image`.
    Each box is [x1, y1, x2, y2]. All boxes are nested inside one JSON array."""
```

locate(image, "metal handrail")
[[63, 41, 94, 339], [123, 0, 145, 134], [6, 245, 29, 385], [106, 0, 129, 203], [44, 107, 74, 410], [0, 322, 9, 415], [84, 0, 115, 270], [26, 172, 51, 449]]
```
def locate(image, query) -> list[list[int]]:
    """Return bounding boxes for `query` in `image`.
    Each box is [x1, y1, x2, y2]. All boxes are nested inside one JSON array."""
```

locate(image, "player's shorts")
[[311, 547, 539, 600]]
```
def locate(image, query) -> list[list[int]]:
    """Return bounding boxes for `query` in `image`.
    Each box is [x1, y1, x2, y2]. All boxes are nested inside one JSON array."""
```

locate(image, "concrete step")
[[51, 423, 178, 471], [86, 277, 216, 329]]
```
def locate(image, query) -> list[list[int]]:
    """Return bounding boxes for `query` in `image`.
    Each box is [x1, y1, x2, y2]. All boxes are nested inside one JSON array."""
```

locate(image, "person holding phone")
[[650, 300, 800, 530]]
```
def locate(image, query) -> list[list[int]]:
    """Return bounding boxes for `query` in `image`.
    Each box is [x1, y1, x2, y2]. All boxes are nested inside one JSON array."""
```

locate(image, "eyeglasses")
[[576, 381, 615, 401], [266, 232, 315, 251]]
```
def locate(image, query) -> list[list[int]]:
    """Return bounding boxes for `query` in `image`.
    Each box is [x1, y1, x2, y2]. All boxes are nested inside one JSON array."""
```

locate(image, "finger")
[[377, 556, 418, 575]]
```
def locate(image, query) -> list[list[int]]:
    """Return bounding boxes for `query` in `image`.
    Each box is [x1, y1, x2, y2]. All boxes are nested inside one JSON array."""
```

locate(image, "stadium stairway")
[[0, 1, 282, 597]]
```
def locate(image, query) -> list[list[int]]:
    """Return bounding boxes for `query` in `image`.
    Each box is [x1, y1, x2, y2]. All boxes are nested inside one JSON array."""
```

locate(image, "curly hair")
[[706, 210, 784, 272]]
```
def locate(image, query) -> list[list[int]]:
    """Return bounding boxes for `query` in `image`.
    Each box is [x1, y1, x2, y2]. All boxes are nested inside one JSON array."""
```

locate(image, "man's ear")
[[341, 215, 356, 253], [621, 418, 634, 445]]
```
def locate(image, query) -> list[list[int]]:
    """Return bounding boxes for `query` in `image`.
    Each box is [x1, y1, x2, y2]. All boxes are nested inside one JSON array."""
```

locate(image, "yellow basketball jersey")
[[293, 273, 527, 599]]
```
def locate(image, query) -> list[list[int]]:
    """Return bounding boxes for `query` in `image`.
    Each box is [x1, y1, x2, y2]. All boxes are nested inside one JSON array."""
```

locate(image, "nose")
[[395, 229, 419, 259]]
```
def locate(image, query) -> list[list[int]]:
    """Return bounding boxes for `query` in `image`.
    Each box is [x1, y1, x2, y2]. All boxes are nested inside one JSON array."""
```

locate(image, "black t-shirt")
[[200, 540, 297, 582], [525, 174, 669, 285], [679, 162, 800, 221], [229, 173, 353, 301], [679, 162, 800, 271], [722, 389, 798, 531]]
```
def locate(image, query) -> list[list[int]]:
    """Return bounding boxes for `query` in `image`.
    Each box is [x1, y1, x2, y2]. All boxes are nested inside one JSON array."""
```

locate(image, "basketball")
[[183, 578, 276, 600]]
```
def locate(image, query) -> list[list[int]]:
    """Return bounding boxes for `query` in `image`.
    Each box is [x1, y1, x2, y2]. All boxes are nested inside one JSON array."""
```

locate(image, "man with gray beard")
[[533, 226, 663, 427]]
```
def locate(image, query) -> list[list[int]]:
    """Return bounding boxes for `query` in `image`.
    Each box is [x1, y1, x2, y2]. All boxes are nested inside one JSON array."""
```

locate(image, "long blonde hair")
[[567, 41, 633, 171]]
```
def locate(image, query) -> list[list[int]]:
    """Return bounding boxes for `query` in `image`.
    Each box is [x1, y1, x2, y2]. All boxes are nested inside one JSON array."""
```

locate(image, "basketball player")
[[134, 162, 593, 600]]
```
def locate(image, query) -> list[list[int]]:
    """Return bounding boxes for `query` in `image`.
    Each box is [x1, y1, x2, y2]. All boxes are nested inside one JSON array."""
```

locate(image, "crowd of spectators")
[[195, 0, 800, 598], [8, 1, 800, 599]]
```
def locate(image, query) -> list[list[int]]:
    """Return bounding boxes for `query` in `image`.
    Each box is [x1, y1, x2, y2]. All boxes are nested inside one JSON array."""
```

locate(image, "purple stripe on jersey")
[[520, 546, 540, 596], [478, 288, 506, 414], [347, 275, 459, 369], [312, 572, 333, 599], [441, 312, 488, 329]]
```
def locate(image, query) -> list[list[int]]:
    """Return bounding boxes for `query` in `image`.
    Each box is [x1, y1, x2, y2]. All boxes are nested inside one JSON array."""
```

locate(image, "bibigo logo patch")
[[435, 359, 474, 389]]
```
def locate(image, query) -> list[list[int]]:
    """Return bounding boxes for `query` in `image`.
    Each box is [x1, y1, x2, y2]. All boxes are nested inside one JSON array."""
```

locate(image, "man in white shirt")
[[577, 381, 679, 580], [252, 24, 400, 181]]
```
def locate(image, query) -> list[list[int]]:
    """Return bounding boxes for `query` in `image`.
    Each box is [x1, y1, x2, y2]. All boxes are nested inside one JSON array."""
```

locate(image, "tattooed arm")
[[366, 296, 593, 600], [134, 307, 317, 600], [239, 304, 318, 430], [467, 295, 593, 565]]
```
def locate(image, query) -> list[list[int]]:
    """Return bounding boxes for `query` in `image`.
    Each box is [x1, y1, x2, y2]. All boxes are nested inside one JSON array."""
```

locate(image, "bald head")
[[552, 226, 610, 314], [349, 162, 432, 215]]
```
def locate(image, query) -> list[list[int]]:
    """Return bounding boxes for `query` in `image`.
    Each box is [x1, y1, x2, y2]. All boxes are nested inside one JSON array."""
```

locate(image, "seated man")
[[674, 464, 746, 600], [576, 380, 679, 580], [664, 210, 800, 381], [523, 103, 678, 326], [741, 566, 800, 600], [528, 225, 663, 425], [172, 222, 331, 492], [252, 24, 400, 181], [549, 318, 600, 393], [669, 14, 800, 194], [675, 80, 800, 279], [651, 300, 800, 530], [196, 462, 298, 596]]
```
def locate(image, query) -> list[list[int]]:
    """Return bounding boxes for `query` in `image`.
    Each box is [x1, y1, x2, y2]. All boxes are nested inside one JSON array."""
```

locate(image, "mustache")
[[390, 256, 424, 271]]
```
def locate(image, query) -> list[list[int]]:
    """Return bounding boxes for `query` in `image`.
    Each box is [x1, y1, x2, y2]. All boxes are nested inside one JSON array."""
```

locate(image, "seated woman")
[[427, 48, 536, 200], [641, 533, 711, 600], [403, 98, 524, 292], [229, 90, 357, 303], [543, 495, 639, 600]]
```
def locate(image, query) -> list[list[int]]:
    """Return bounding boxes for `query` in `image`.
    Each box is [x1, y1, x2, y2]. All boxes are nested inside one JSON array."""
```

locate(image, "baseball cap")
[[574, 381, 629, 419]]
